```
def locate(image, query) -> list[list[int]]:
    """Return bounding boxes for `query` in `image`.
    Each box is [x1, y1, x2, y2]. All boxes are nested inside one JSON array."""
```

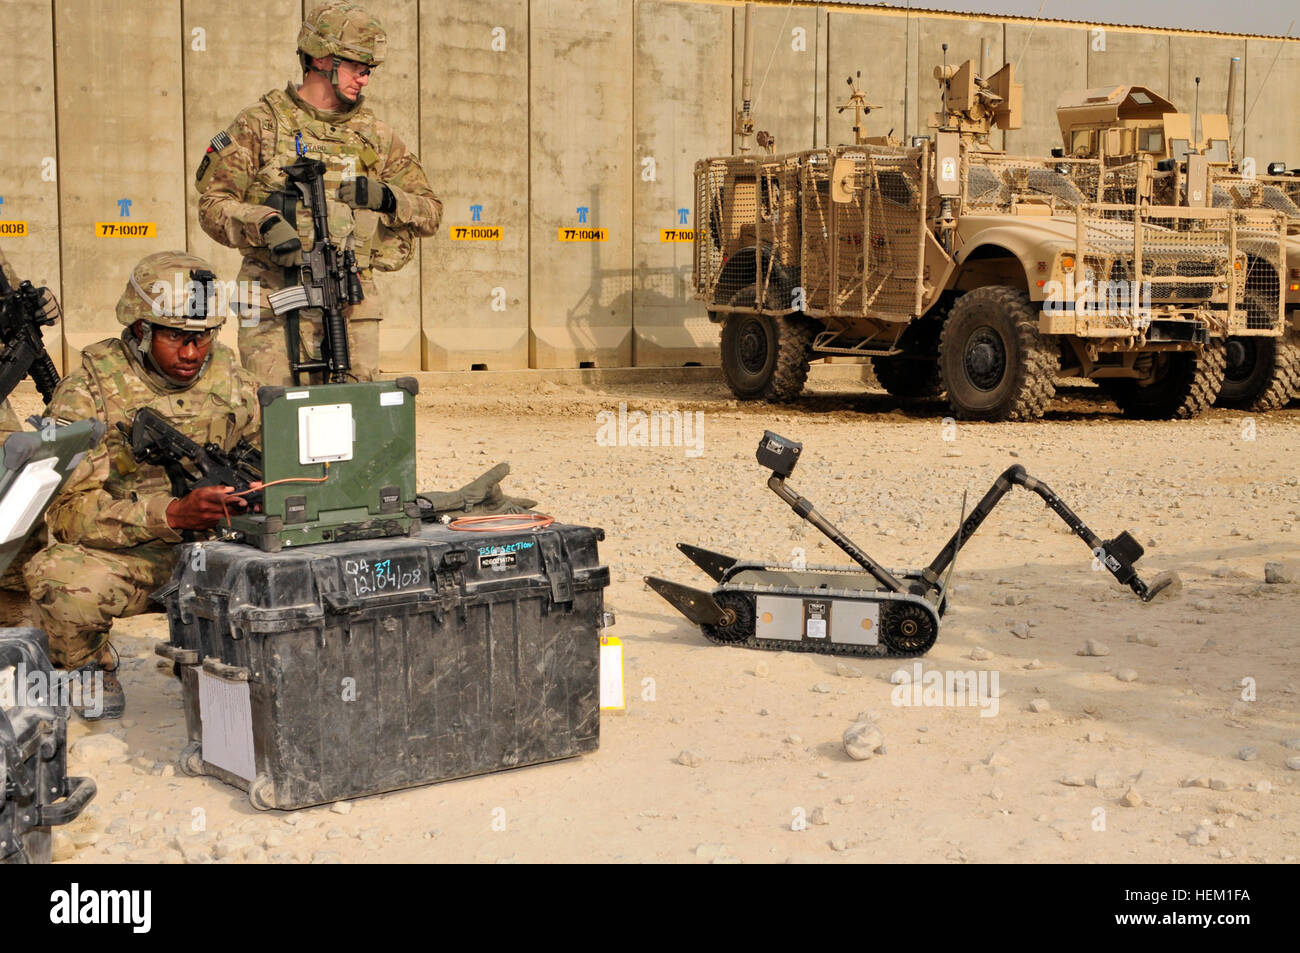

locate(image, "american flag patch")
[[208, 130, 233, 153]]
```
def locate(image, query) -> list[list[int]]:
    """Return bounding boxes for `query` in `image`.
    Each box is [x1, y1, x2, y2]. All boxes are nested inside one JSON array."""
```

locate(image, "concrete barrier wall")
[[358, 0, 424, 371], [54, 0, 187, 358], [0, 1, 63, 371], [181, 0, 301, 354], [1003, 23, 1087, 157], [1244, 39, 1300, 170], [528, 0, 634, 369], [825, 12, 910, 149], [2, 1, 1296, 376], [420, 0, 531, 371], [632, 0, 730, 366]]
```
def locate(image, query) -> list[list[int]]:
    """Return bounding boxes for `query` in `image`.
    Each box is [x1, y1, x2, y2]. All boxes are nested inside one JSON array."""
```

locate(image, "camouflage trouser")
[[236, 262, 384, 385], [23, 541, 175, 669], [238, 313, 380, 386]]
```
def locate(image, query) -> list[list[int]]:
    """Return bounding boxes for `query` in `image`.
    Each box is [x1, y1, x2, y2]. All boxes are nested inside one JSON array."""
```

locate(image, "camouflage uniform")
[[196, 2, 441, 385], [23, 255, 260, 669]]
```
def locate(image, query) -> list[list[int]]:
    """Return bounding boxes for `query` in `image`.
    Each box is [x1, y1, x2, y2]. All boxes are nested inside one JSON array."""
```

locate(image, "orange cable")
[[448, 513, 555, 533]]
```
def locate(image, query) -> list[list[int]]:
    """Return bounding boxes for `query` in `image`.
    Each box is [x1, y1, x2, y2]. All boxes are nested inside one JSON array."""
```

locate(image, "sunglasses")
[[338, 58, 373, 78], [152, 325, 214, 347]]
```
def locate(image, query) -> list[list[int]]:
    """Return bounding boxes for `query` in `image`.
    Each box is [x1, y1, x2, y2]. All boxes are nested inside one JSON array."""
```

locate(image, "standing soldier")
[[196, 0, 441, 384], [24, 252, 261, 719]]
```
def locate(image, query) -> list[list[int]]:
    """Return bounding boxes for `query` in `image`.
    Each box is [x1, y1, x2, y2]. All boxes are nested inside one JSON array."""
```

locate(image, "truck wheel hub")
[[739, 320, 770, 373], [1224, 339, 1251, 381], [964, 327, 1006, 390]]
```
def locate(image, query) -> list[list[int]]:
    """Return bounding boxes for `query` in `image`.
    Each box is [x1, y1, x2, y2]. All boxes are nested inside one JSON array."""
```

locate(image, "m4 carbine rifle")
[[118, 407, 264, 508], [265, 157, 365, 385], [0, 268, 62, 404]]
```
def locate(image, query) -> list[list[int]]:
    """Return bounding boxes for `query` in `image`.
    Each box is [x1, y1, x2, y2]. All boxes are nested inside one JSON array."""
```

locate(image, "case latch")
[[537, 534, 574, 606]]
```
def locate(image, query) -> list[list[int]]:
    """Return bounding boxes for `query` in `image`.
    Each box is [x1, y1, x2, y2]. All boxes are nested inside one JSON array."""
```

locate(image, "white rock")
[[1120, 787, 1143, 808], [835, 663, 863, 679], [1116, 669, 1138, 683], [1060, 774, 1087, 787], [1028, 698, 1051, 713], [694, 843, 727, 861], [676, 750, 703, 768], [1077, 640, 1110, 657], [329, 801, 353, 815], [1024, 659, 1044, 670], [51, 832, 76, 862], [843, 720, 884, 761], [1238, 747, 1257, 762], [969, 646, 993, 661], [70, 734, 129, 764], [1285, 757, 1300, 772], [811, 683, 833, 694], [753, 662, 770, 678]]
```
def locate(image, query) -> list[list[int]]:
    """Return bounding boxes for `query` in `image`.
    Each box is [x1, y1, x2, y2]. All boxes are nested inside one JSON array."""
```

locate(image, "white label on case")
[[380, 391, 404, 406], [198, 670, 256, 782], [600, 638, 625, 710]]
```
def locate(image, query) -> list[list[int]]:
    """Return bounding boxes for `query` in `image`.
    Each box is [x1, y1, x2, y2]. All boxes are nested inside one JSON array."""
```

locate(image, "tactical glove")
[[338, 176, 397, 214], [259, 214, 303, 266], [416, 462, 539, 521]]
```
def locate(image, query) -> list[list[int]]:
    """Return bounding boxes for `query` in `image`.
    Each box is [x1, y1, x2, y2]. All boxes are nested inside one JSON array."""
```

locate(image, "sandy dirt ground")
[[14, 373, 1300, 864]]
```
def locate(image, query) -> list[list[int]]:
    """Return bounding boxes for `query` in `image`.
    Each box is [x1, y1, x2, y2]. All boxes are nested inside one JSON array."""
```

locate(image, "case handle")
[[155, 641, 199, 666], [201, 656, 249, 681]]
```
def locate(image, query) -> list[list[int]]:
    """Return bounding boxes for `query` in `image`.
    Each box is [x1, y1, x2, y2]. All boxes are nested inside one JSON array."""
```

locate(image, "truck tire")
[[1217, 328, 1300, 412], [719, 285, 815, 402], [1107, 346, 1227, 420], [939, 286, 1056, 421], [871, 355, 944, 399]]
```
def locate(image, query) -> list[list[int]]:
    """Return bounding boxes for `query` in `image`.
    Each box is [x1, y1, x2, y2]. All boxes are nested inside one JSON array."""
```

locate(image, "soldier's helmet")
[[298, 1, 387, 67], [116, 251, 228, 331]]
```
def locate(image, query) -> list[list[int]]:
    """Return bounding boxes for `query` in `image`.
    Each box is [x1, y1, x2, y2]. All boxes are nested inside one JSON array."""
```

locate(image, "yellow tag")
[[0, 221, 28, 237], [660, 228, 694, 242], [558, 226, 607, 242], [599, 636, 624, 711], [450, 225, 503, 241], [96, 222, 157, 238]]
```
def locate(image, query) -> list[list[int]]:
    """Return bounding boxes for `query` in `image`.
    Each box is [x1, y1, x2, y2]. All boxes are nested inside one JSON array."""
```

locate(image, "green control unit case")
[[225, 379, 420, 552]]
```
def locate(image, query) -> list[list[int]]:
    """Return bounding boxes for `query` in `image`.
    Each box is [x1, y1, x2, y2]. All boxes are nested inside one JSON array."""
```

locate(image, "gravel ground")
[[22, 374, 1300, 864]]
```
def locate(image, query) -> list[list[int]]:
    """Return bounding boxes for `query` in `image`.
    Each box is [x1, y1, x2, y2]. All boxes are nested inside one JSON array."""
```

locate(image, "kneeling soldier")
[[24, 252, 261, 719]]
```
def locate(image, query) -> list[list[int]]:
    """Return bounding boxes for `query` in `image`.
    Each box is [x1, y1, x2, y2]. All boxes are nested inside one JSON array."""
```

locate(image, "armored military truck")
[[1054, 77, 1298, 411], [695, 55, 1287, 421]]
